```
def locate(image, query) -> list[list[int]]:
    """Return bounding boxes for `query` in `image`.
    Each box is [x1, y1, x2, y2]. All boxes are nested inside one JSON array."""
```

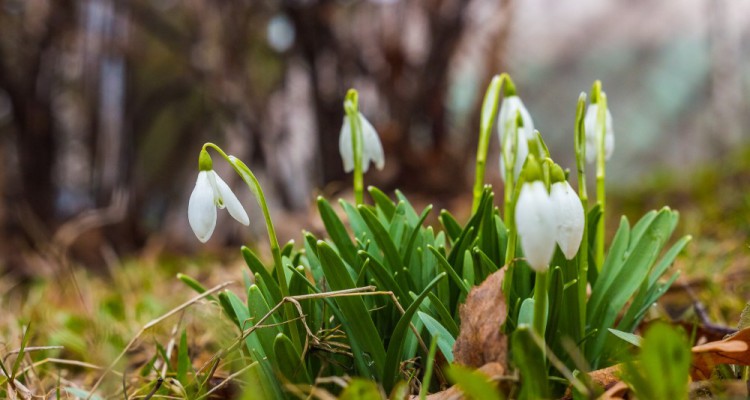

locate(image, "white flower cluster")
[[498, 92, 611, 272], [515, 180, 584, 271]]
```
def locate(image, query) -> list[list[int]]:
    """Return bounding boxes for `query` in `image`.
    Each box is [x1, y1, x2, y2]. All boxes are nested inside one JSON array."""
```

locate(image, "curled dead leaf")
[[568, 326, 750, 399], [452, 269, 507, 368], [691, 326, 750, 380], [563, 364, 623, 399], [599, 381, 629, 400]]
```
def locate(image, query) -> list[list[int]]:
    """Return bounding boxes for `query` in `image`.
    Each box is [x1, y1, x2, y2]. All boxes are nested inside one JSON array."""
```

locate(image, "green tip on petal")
[[522, 154, 543, 183], [550, 163, 566, 183], [198, 149, 213, 171]]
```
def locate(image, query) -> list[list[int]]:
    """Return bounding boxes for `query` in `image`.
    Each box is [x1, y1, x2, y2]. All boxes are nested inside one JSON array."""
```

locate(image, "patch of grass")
[[0, 255, 241, 397]]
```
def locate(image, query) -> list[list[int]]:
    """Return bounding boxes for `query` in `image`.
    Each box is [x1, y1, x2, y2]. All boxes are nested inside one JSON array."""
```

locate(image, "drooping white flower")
[[550, 181, 584, 260], [188, 170, 249, 243], [339, 112, 385, 173], [515, 181, 556, 272], [498, 96, 535, 181], [584, 103, 614, 164]]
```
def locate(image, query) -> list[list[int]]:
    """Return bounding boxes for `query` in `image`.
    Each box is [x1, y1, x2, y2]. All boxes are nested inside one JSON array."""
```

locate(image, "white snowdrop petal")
[[499, 133, 529, 182], [515, 181, 556, 271], [496, 96, 517, 144], [339, 117, 354, 173], [188, 171, 218, 243], [498, 96, 533, 182], [584, 104, 615, 163], [551, 181, 584, 260], [213, 172, 250, 226], [360, 113, 385, 171], [516, 98, 535, 140], [584, 105, 598, 164], [604, 109, 615, 161]]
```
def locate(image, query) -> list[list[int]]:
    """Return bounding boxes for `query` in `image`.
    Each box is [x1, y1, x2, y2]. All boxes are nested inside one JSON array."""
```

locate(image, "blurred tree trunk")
[[286, 0, 346, 186], [0, 0, 75, 226]]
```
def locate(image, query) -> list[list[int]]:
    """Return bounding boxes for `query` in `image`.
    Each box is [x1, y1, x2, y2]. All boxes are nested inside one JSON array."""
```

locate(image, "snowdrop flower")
[[498, 96, 534, 181], [550, 181, 584, 259], [339, 112, 385, 173], [188, 160, 249, 242], [584, 103, 614, 164], [515, 181, 556, 272]]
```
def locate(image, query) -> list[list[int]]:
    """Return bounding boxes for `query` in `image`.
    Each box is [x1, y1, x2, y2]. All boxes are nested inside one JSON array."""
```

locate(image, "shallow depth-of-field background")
[[1, 0, 750, 398]]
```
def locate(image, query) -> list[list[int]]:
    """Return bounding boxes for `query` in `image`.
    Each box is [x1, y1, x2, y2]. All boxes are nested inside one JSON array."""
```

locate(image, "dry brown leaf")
[[566, 326, 750, 398], [562, 364, 624, 399], [691, 326, 750, 380], [452, 269, 507, 368], [586, 364, 622, 389], [411, 362, 505, 400], [598, 381, 629, 400]]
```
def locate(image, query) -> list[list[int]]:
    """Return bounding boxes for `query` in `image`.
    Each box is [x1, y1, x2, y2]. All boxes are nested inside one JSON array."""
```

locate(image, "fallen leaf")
[[411, 362, 505, 400], [452, 269, 507, 368], [598, 381, 629, 400], [562, 364, 622, 399], [586, 364, 622, 389], [691, 326, 750, 380], [566, 326, 750, 398]]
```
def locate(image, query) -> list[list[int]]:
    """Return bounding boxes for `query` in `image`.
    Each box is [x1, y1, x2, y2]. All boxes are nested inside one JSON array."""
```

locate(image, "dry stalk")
[[86, 281, 233, 398]]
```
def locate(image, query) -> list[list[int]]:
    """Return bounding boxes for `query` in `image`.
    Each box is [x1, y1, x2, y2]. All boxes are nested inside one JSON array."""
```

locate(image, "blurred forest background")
[[1, 0, 749, 274]]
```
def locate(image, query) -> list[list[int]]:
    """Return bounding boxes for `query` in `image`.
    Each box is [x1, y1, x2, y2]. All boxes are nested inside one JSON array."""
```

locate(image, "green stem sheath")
[[351, 114, 364, 206], [203, 143, 301, 349], [345, 92, 364, 206], [595, 94, 608, 270], [533, 270, 548, 339], [472, 74, 505, 213], [576, 197, 589, 345], [501, 114, 518, 299], [574, 92, 589, 347]]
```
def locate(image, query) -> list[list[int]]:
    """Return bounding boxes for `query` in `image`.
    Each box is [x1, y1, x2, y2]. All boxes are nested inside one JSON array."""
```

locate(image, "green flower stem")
[[472, 74, 506, 213], [202, 143, 301, 349], [595, 93, 608, 270], [501, 110, 519, 298], [573, 93, 589, 347], [345, 90, 364, 206], [533, 270, 548, 339]]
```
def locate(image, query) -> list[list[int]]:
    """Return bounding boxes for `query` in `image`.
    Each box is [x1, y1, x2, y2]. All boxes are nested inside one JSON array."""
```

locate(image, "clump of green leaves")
[[178, 77, 689, 398], [620, 323, 691, 400]]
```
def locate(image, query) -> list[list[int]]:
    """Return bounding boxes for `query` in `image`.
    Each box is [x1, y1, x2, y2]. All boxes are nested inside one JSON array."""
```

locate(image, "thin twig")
[[2, 346, 64, 362], [679, 280, 737, 337], [143, 377, 163, 400], [195, 363, 254, 399]]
